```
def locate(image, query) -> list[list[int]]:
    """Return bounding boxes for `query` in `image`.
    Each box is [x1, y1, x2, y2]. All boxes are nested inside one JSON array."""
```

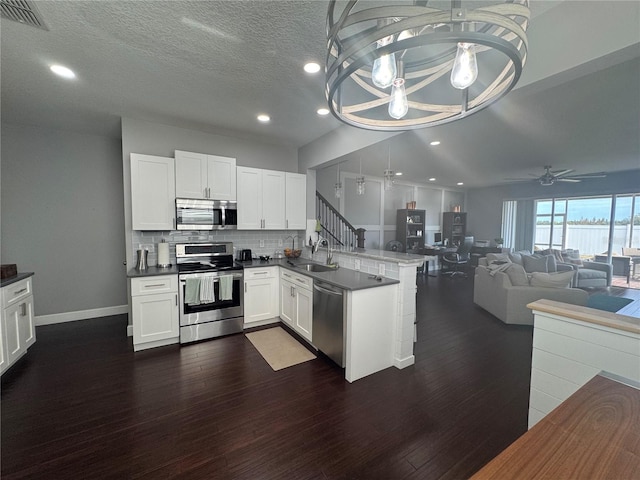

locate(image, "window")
[[533, 193, 640, 256]]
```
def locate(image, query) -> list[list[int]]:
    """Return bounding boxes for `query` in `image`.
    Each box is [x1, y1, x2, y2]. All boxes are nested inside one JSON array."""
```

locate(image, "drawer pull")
[[144, 283, 165, 288], [20, 302, 27, 317], [14, 288, 27, 295], [254, 272, 268, 275]]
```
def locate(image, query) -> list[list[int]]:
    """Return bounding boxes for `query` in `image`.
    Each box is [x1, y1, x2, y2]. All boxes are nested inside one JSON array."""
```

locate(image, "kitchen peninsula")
[[303, 246, 425, 371]]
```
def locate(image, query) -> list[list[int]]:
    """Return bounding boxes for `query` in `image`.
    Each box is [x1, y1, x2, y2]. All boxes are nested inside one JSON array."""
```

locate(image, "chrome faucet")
[[313, 236, 337, 267]]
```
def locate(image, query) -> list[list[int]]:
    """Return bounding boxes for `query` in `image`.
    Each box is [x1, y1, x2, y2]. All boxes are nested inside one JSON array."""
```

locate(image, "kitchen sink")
[[299, 264, 335, 273]]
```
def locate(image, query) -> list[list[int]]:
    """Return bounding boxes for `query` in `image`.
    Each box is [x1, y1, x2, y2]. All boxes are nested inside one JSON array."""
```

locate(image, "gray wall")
[[1, 123, 126, 316], [467, 169, 640, 249]]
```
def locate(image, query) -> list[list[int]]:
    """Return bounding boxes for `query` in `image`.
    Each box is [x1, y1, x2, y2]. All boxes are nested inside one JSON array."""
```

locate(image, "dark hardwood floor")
[[3, 274, 539, 479]]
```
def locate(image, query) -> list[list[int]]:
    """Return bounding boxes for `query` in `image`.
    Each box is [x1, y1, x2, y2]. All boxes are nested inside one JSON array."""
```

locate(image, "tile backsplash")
[[132, 229, 308, 265]]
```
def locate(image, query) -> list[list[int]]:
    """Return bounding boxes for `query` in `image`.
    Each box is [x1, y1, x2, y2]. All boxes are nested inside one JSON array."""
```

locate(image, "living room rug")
[[245, 327, 316, 371], [587, 294, 634, 313]]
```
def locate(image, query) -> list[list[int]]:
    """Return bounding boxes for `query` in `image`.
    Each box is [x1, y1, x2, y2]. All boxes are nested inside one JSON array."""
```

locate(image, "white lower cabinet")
[[1, 277, 36, 375], [131, 275, 179, 351], [244, 267, 279, 326], [279, 270, 313, 342]]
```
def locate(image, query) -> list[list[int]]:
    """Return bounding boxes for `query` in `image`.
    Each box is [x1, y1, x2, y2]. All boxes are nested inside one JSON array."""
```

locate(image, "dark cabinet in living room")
[[397, 209, 426, 253], [442, 212, 467, 246]]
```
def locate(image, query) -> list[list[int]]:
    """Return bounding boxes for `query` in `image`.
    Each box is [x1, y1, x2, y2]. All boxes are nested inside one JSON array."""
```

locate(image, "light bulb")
[[388, 78, 408, 119], [450, 43, 478, 89], [372, 52, 397, 88]]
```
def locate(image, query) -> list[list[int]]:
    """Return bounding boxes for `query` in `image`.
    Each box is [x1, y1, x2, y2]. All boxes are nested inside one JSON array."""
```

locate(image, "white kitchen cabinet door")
[[244, 277, 279, 324], [3, 296, 34, 367], [295, 286, 313, 342], [285, 172, 307, 230], [279, 279, 295, 328], [0, 312, 7, 375], [262, 170, 286, 229], [132, 292, 179, 349], [207, 155, 237, 200], [237, 166, 263, 230], [131, 154, 176, 231], [175, 150, 208, 199]]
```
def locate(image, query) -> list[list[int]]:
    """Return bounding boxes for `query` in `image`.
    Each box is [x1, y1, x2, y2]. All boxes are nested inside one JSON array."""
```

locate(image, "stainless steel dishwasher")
[[312, 280, 345, 367]]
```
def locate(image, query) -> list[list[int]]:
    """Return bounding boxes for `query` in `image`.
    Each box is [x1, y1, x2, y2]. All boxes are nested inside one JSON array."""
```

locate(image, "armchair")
[[560, 259, 612, 288], [441, 236, 474, 277]]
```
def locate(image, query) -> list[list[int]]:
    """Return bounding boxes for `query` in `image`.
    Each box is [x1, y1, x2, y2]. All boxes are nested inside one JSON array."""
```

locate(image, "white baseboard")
[[35, 305, 128, 326], [394, 355, 415, 369], [127, 325, 133, 337]]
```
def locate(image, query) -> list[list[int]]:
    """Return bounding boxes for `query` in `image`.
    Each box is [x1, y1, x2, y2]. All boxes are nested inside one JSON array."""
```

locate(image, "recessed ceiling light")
[[457, 182, 464, 186], [50, 64, 76, 79], [257, 114, 271, 123], [395, 172, 403, 176], [429, 178, 436, 182], [304, 62, 321, 74], [317, 108, 330, 116], [430, 140, 441, 146]]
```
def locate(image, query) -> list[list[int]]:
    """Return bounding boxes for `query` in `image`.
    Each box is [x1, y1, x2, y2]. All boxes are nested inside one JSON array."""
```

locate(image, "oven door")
[[178, 270, 244, 326]]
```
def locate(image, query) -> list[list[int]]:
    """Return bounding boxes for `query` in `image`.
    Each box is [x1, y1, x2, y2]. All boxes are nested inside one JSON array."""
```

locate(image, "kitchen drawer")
[[245, 267, 277, 280], [2, 277, 33, 309], [280, 269, 313, 290], [131, 275, 178, 297]]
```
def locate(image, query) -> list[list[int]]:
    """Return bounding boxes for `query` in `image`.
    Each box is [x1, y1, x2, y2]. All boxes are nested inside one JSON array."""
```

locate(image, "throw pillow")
[[522, 254, 548, 273], [505, 264, 529, 286], [546, 254, 557, 273], [541, 248, 565, 264], [486, 253, 511, 264], [508, 250, 531, 266], [562, 249, 584, 267], [529, 270, 575, 288]]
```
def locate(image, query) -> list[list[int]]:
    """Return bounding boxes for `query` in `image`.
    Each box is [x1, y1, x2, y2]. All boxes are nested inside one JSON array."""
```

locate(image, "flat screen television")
[[433, 232, 442, 244]]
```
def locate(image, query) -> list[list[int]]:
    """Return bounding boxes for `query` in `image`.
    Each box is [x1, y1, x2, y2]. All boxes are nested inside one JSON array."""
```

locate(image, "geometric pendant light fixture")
[[325, 0, 530, 131]]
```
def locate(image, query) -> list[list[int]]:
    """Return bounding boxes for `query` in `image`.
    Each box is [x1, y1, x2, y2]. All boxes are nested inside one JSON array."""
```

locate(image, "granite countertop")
[[241, 258, 399, 291], [1, 272, 35, 288], [127, 265, 180, 278], [331, 247, 425, 264]]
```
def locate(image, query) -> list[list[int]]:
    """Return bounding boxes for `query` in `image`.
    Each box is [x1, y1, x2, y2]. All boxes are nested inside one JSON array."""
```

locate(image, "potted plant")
[[494, 237, 504, 248]]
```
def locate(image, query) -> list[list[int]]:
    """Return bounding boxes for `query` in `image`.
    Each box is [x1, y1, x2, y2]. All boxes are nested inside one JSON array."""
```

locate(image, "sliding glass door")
[[533, 193, 640, 256]]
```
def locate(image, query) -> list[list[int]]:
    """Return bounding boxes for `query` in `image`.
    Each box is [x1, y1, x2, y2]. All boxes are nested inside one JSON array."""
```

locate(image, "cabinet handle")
[[286, 219, 289, 229], [245, 282, 247, 293], [20, 302, 27, 317], [254, 272, 268, 275], [290, 286, 294, 297], [14, 288, 27, 295], [144, 283, 165, 288], [175, 294, 178, 306]]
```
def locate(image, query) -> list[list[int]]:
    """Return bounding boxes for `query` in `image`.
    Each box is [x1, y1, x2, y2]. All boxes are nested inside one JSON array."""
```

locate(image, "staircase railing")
[[316, 191, 365, 248]]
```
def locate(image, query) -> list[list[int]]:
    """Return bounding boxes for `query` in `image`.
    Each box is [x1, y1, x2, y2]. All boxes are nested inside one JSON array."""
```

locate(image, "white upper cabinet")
[[237, 167, 286, 230], [285, 172, 307, 230], [175, 150, 236, 200], [131, 153, 176, 231]]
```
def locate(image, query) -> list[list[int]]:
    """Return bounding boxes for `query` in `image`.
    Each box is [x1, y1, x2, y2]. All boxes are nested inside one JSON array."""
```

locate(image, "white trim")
[[394, 355, 415, 369], [127, 325, 133, 337], [35, 305, 128, 326]]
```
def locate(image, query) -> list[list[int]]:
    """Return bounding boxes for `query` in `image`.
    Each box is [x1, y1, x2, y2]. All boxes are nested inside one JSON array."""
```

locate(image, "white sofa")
[[473, 260, 589, 325]]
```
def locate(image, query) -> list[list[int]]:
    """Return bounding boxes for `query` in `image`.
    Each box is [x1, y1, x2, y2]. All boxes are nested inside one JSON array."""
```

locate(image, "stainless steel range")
[[176, 242, 244, 344]]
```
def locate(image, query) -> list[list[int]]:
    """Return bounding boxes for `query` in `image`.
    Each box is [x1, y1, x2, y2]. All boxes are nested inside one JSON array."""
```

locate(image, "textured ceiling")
[[1, 1, 639, 188]]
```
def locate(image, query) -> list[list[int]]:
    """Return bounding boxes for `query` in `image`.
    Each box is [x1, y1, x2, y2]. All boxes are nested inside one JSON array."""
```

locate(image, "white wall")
[[1, 123, 126, 317]]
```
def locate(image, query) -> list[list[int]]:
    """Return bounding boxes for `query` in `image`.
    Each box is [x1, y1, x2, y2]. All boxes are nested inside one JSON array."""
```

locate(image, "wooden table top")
[[471, 374, 640, 479]]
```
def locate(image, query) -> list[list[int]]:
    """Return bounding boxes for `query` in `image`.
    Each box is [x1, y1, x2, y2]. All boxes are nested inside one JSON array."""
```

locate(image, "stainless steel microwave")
[[175, 198, 237, 230]]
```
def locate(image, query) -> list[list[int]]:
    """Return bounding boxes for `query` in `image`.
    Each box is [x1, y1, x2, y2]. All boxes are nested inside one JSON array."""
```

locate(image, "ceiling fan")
[[506, 165, 607, 186]]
